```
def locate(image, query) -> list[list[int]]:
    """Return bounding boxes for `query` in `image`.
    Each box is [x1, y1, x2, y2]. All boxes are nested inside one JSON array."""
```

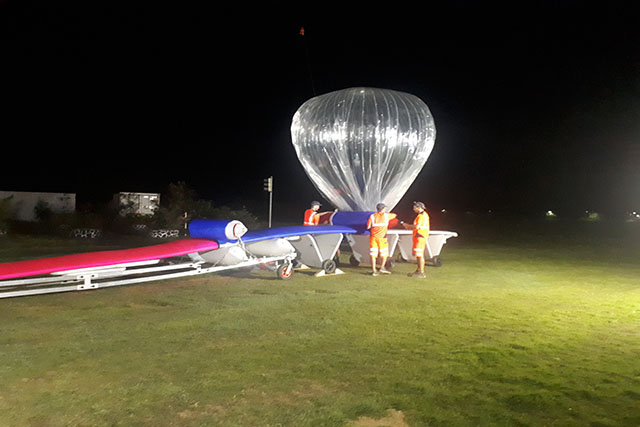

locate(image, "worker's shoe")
[[409, 271, 426, 278], [379, 268, 391, 274]]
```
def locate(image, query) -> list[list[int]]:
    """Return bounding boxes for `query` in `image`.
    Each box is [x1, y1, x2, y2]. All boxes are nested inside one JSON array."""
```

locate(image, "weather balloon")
[[291, 87, 436, 211]]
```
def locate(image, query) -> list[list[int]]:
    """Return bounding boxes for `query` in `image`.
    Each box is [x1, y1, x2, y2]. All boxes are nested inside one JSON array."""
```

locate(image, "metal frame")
[[0, 254, 295, 299]]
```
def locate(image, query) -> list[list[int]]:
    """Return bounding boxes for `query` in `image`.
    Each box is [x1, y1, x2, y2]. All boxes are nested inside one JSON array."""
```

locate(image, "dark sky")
[[2, 0, 639, 218]]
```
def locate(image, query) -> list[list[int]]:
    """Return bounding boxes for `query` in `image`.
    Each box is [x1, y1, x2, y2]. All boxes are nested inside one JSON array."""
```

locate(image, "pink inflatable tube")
[[0, 239, 219, 280]]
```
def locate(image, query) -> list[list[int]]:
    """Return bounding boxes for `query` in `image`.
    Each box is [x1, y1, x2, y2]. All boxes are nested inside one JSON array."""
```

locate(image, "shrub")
[[206, 205, 261, 229], [152, 182, 261, 230], [0, 196, 14, 232]]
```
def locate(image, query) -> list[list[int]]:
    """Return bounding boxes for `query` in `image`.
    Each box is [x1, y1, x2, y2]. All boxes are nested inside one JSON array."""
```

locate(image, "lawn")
[[1, 219, 639, 426]]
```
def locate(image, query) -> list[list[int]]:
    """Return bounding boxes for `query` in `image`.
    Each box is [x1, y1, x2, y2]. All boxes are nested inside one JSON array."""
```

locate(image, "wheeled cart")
[[238, 225, 357, 277], [288, 232, 345, 276], [347, 230, 458, 268]]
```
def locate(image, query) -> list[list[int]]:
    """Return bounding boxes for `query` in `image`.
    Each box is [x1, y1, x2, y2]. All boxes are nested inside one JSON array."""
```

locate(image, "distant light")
[[441, 209, 447, 213], [625, 212, 640, 222], [546, 210, 556, 218], [585, 211, 601, 222]]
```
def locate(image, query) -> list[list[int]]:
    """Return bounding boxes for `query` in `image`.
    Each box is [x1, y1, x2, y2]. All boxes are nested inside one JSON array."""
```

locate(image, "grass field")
[[1, 219, 639, 426]]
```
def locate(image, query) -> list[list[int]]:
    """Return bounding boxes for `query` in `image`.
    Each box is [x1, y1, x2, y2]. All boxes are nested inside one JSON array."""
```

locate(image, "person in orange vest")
[[303, 201, 341, 264], [303, 201, 335, 226], [402, 201, 430, 278], [303, 201, 323, 226], [366, 203, 397, 276]]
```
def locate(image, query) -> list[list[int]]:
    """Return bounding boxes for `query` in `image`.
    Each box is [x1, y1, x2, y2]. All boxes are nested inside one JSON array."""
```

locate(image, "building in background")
[[0, 191, 76, 221], [115, 192, 160, 216]]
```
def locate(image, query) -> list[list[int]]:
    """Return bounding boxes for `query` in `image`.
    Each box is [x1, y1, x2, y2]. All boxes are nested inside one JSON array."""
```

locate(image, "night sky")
[[2, 0, 639, 220]]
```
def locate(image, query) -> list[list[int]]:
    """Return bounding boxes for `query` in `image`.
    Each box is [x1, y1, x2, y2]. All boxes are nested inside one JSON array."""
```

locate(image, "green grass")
[[1, 223, 639, 426]]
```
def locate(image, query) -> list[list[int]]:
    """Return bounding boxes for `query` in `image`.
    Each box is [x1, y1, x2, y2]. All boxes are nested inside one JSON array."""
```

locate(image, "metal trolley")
[[346, 230, 458, 269]]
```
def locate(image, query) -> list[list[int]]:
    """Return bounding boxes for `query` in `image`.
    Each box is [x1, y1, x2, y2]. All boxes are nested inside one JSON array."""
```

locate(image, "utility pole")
[[263, 176, 273, 228]]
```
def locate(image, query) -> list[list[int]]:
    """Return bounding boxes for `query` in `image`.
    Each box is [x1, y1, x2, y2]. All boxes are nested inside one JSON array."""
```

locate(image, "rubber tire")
[[349, 255, 360, 267], [277, 263, 294, 280], [430, 256, 442, 267], [322, 259, 337, 274]]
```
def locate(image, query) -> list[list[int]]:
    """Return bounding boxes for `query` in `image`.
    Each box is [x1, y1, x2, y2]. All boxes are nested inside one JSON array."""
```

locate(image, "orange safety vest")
[[303, 209, 319, 226], [367, 212, 396, 238], [413, 211, 430, 238]]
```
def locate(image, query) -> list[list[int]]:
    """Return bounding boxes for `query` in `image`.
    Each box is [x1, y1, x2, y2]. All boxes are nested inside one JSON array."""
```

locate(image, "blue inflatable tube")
[[330, 211, 374, 234], [188, 219, 248, 244], [242, 225, 359, 243]]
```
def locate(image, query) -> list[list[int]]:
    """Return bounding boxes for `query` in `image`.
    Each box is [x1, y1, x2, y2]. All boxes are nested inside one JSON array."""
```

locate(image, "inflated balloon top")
[[291, 87, 436, 212]]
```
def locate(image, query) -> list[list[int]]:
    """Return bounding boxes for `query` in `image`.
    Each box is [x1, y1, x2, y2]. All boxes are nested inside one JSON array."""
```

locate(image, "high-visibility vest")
[[304, 209, 318, 226], [367, 212, 390, 238], [413, 212, 430, 238]]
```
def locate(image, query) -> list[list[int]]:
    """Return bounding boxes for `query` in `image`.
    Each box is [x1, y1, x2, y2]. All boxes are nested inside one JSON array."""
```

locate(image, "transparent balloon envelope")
[[291, 87, 436, 212]]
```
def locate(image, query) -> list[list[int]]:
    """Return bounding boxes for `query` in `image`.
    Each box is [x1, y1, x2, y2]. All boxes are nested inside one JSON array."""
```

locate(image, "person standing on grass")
[[366, 203, 397, 276], [403, 201, 430, 278]]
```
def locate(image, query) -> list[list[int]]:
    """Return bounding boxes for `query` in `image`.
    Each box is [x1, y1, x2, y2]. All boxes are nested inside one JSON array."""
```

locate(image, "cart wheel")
[[322, 259, 337, 274], [430, 256, 442, 267], [349, 255, 360, 267], [276, 263, 294, 280]]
